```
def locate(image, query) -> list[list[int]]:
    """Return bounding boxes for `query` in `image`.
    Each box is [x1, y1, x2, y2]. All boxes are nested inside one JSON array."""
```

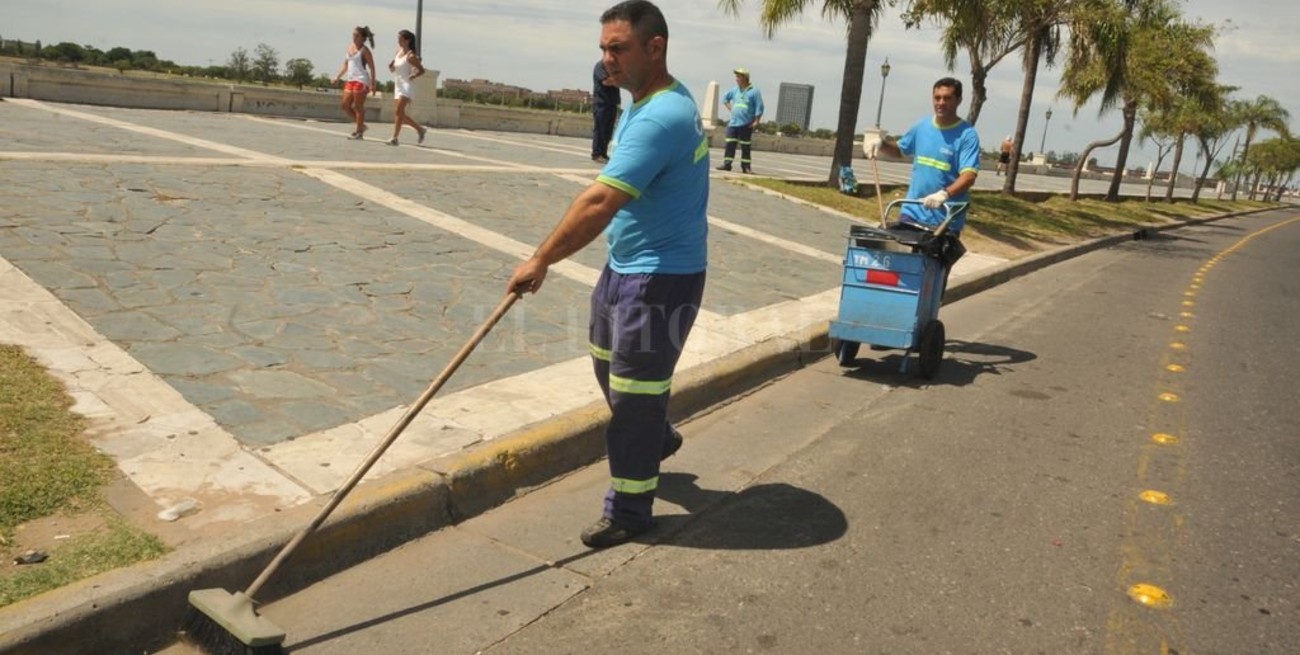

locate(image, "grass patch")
[[0, 345, 111, 536], [737, 177, 1277, 258], [0, 344, 168, 607], [0, 520, 167, 607]]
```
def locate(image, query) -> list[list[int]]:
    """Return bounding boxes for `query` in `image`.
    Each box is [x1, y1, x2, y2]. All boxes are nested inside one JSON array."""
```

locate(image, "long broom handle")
[[245, 291, 522, 598], [870, 157, 888, 228]]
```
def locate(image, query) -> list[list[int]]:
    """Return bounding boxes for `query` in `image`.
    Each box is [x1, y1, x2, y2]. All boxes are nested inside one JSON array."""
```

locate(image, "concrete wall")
[[4, 62, 232, 112], [1, 61, 823, 151], [0, 61, 594, 138]]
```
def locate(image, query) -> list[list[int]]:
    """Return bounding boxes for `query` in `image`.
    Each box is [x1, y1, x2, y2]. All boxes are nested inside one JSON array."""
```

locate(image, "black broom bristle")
[[182, 603, 287, 655]]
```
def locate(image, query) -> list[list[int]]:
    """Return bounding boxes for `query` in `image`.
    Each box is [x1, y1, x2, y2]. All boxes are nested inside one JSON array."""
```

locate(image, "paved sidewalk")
[[0, 99, 1016, 538], [0, 99, 1222, 654]]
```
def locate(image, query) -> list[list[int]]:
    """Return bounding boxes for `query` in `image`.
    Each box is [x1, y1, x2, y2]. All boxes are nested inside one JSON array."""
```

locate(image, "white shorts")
[[395, 79, 413, 100]]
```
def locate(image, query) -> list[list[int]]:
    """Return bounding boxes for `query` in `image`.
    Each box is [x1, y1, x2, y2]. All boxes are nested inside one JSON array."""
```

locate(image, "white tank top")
[[345, 47, 370, 85], [393, 51, 415, 98]]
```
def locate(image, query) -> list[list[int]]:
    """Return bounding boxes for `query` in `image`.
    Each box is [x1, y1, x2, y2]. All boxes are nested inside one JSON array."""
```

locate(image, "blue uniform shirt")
[[723, 85, 764, 128], [596, 80, 710, 274], [897, 117, 981, 232]]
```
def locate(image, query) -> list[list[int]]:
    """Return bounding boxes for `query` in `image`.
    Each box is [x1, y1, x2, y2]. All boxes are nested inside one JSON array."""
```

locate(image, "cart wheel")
[[918, 320, 945, 379], [833, 338, 860, 367]]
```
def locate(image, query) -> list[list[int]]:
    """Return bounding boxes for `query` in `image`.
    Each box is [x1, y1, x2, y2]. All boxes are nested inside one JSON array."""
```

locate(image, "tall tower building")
[[775, 83, 815, 131]]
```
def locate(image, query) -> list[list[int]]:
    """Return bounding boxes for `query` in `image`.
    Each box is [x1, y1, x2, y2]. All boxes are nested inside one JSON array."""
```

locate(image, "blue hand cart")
[[828, 199, 967, 379]]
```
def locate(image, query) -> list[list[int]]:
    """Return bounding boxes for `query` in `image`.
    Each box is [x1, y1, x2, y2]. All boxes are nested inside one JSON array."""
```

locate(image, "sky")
[[6, 0, 1298, 171]]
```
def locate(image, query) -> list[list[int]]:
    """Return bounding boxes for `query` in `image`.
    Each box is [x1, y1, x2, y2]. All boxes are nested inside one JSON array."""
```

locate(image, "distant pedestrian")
[[386, 29, 428, 146], [507, 0, 709, 549], [591, 60, 621, 162], [716, 67, 763, 174], [331, 26, 377, 140], [997, 135, 1013, 175]]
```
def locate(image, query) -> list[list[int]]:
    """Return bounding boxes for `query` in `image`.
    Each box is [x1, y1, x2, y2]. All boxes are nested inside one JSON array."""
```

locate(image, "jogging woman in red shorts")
[[331, 26, 377, 140]]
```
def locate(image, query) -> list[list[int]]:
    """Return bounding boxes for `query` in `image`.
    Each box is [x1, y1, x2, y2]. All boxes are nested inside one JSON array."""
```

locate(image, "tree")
[[1154, 81, 1225, 202], [1187, 90, 1241, 202], [902, 0, 1065, 127], [1243, 137, 1300, 201], [252, 43, 280, 85], [1059, 0, 1215, 201], [720, 0, 885, 186], [105, 46, 132, 62], [1137, 84, 1222, 203], [1136, 108, 1177, 201], [227, 47, 251, 82], [132, 49, 159, 71], [1230, 95, 1291, 200], [1002, 0, 1071, 194], [284, 58, 315, 89], [44, 42, 86, 64]]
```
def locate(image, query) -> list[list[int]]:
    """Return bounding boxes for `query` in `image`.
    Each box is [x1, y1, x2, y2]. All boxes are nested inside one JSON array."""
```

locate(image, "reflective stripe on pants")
[[722, 124, 755, 166], [589, 265, 706, 526]]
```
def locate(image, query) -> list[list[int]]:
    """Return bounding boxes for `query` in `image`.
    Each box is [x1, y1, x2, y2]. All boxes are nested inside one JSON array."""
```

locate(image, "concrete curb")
[[0, 206, 1277, 655]]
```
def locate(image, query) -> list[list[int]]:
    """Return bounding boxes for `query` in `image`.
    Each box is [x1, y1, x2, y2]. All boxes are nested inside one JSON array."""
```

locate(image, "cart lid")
[[849, 224, 931, 246]]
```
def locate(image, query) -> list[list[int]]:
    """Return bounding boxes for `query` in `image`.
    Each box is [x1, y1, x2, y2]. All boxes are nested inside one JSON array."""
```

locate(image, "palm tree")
[[1189, 90, 1241, 203], [1136, 108, 1177, 201], [1230, 95, 1292, 200], [1002, 3, 1065, 194], [1147, 74, 1222, 202], [1059, 0, 1215, 201], [719, 0, 884, 185], [1243, 137, 1300, 201], [901, 0, 1023, 126]]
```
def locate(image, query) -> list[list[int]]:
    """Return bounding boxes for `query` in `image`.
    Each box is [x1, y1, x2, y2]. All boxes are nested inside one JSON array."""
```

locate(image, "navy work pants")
[[592, 104, 618, 159], [589, 266, 706, 527], [722, 125, 754, 169]]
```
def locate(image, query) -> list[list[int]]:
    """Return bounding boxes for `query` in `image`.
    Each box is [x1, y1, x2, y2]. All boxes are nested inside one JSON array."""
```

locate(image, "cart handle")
[[883, 199, 969, 237]]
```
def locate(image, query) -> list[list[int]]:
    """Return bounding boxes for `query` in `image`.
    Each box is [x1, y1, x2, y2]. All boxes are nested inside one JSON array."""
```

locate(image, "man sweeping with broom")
[[183, 2, 707, 653], [507, 0, 709, 549]]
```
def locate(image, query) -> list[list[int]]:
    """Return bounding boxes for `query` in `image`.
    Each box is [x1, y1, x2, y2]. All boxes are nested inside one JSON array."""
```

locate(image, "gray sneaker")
[[386, 138, 399, 146]]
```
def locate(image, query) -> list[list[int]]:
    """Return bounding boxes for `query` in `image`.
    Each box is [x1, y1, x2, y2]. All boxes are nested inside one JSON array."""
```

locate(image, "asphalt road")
[[159, 208, 1299, 655]]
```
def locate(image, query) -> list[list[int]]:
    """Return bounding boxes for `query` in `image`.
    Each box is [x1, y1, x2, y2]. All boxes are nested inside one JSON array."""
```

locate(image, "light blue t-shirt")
[[596, 80, 710, 274], [897, 116, 981, 232], [723, 85, 764, 128]]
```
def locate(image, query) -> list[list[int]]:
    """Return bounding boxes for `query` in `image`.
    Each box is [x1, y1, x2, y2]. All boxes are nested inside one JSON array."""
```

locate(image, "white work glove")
[[922, 189, 949, 209], [862, 131, 886, 159]]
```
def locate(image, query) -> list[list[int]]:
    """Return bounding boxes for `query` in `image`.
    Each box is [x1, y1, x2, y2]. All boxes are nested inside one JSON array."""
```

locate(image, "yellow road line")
[[1105, 213, 1300, 653]]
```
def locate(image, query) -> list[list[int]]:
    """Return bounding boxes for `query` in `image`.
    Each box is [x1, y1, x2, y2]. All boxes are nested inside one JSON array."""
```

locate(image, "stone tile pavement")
[[0, 98, 1066, 537]]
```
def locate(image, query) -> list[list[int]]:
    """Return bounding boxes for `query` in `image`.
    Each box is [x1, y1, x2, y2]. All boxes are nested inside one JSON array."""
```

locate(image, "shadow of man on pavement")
[[652, 472, 847, 550]]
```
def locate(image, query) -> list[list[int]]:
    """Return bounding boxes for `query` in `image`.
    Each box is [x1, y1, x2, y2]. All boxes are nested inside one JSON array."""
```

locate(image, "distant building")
[[548, 88, 592, 106], [775, 83, 814, 131], [442, 78, 590, 108], [443, 77, 533, 101]]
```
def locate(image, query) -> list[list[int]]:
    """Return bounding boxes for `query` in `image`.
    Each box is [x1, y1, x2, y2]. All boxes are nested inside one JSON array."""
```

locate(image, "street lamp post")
[[874, 58, 891, 128], [1039, 107, 1053, 157], [415, 0, 424, 57]]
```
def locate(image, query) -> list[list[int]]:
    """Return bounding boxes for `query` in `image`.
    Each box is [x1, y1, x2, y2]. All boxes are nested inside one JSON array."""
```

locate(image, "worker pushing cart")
[[847, 75, 981, 378]]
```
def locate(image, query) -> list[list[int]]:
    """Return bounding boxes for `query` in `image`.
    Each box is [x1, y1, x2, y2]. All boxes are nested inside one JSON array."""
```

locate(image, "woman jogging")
[[386, 29, 427, 146], [331, 26, 377, 140]]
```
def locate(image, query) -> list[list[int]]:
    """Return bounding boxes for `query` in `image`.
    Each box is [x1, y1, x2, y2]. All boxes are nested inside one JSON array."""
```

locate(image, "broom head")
[[184, 588, 287, 655]]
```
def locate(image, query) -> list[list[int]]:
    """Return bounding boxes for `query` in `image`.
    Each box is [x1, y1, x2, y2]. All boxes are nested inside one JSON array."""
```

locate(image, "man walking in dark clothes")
[[592, 60, 622, 161], [509, 0, 709, 549]]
